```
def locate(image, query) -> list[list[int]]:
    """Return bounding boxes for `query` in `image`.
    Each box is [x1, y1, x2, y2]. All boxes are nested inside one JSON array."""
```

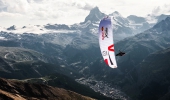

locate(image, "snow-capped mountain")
[[84, 6, 105, 23], [0, 6, 170, 100], [0, 6, 169, 82], [127, 15, 151, 34], [155, 14, 170, 23], [127, 15, 146, 23], [110, 11, 129, 26], [1, 7, 168, 45], [0, 7, 170, 80]]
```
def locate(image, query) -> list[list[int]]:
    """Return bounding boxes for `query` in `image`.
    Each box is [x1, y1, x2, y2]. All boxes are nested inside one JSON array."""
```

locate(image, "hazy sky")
[[0, 0, 170, 27]]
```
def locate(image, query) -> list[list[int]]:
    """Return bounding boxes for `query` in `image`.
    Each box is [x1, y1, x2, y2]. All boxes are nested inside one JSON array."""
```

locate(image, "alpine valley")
[[0, 7, 170, 100]]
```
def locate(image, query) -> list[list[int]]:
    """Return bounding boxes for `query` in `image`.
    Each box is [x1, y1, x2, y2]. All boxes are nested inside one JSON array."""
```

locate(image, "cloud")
[[152, 6, 161, 16], [71, 1, 94, 10], [0, 0, 170, 27], [0, 0, 92, 27], [33, 0, 44, 3], [82, 3, 94, 10], [0, 0, 7, 12], [0, 0, 29, 14], [151, 4, 170, 16]]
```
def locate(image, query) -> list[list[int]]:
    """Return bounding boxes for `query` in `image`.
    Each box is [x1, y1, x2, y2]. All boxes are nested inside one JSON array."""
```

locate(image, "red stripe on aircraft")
[[104, 59, 108, 65], [108, 44, 114, 52]]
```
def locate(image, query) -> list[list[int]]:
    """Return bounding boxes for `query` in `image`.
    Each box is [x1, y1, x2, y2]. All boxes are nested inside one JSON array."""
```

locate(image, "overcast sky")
[[0, 0, 170, 27]]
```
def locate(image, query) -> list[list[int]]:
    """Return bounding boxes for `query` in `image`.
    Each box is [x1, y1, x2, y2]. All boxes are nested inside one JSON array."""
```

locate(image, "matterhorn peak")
[[84, 6, 105, 22]]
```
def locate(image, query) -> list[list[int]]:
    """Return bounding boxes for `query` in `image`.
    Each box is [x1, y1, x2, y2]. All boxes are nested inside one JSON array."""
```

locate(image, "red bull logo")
[[101, 26, 108, 40]]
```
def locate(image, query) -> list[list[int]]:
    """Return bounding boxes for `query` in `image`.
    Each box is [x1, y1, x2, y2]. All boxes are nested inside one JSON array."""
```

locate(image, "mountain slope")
[[115, 16, 170, 71], [0, 46, 82, 79], [74, 17, 170, 100], [77, 16, 170, 80], [0, 78, 95, 100], [106, 17, 170, 100], [24, 73, 113, 100], [136, 47, 170, 100], [0, 46, 113, 100], [0, 46, 49, 62]]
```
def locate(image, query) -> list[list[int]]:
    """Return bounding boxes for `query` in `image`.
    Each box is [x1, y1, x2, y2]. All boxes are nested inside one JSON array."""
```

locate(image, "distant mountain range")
[[1, 7, 169, 43], [0, 6, 170, 100]]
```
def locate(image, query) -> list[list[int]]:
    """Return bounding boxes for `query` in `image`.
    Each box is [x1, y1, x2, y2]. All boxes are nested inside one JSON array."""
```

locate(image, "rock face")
[[0, 78, 95, 100], [136, 47, 170, 100], [113, 47, 170, 100]]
